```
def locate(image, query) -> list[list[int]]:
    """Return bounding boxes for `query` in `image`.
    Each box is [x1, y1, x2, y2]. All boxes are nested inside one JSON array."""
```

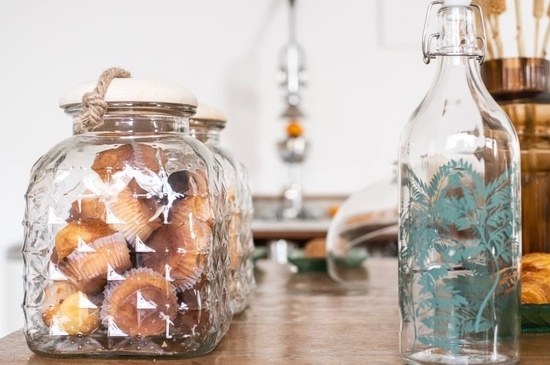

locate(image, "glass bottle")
[[398, 2, 521, 364], [482, 58, 550, 255], [189, 103, 256, 314], [22, 75, 232, 357]]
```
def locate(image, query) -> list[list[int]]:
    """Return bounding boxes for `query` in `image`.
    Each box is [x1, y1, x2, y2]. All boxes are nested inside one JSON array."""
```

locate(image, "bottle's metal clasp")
[[421, 1, 486, 65]]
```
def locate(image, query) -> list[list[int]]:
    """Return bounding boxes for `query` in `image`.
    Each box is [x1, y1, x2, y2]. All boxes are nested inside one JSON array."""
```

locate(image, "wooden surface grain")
[[1, 259, 549, 364]]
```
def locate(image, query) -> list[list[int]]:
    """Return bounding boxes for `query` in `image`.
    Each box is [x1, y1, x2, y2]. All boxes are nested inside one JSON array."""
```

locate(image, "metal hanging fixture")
[[279, 0, 306, 114], [274, 0, 315, 220]]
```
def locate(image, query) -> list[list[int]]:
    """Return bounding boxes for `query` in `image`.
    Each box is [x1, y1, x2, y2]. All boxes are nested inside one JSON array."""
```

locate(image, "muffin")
[[42, 281, 79, 327], [48, 291, 100, 336], [102, 268, 178, 337], [54, 220, 116, 262], [168, 168, 214, 226], [91, 143, 167, 182], [59, 233, 132, 294], [141, 222, 211, 289], [69, 195, 108, 222]]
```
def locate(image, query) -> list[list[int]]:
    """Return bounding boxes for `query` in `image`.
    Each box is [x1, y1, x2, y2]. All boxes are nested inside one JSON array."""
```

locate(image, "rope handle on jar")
[[80, 67, 131, 130]]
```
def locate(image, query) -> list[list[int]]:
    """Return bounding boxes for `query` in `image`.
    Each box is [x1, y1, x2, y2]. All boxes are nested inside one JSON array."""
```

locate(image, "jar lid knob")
[[80, 67, 131, 130]]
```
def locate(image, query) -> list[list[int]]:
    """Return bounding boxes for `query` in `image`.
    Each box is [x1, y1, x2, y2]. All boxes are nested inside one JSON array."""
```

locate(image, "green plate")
[[522, 304, 550, 332], [330, 248, 368, 269], [287, 255, 327, 272]]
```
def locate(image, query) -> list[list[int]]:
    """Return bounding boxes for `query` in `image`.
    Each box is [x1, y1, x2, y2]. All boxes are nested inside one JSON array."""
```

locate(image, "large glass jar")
[[22, 75, 232, 357], [190, 103, 255, 314], [482, 57, 550, 254]]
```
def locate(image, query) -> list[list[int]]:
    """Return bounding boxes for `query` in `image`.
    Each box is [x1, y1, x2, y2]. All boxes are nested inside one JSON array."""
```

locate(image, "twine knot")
[[80, 67, 131, 130]]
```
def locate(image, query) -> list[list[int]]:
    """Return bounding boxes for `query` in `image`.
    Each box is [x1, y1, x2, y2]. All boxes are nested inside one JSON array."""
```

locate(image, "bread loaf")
[[521, 253, 550, 304]]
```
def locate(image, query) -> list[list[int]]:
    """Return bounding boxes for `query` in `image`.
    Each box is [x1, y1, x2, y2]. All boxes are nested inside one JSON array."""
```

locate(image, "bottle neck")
[[189, 122, 223, 146], [427, 5, 484, 95], [65, 102, 194, 135], [437, 6, 478, 56]]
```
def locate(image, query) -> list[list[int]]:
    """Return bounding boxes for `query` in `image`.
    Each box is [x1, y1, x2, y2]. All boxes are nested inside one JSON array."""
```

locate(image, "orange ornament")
[[286, 120, 303, 137]]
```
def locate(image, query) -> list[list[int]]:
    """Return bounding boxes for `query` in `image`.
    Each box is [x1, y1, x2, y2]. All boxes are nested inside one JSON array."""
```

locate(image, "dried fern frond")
[[474, 1, 495, 59], [515, 0, 526, 57], [476, 0, 505, 58], [542, 2, 550, 56], [485, 0, 506, 15], [535, 0, 545, 17], [535, 0, 544, 55]]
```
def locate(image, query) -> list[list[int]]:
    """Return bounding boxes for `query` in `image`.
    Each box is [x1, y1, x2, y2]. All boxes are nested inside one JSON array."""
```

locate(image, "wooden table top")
[[1, 259, 549, 364]]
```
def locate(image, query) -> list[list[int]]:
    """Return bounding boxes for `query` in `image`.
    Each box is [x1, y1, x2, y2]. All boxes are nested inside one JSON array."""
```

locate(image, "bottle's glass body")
[[398, 5, 521, 364], [23, 104, 232, 357]]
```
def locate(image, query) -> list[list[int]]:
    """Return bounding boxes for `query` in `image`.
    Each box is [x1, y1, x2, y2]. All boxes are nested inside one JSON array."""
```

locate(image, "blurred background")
[[0, 0, 530, 336]]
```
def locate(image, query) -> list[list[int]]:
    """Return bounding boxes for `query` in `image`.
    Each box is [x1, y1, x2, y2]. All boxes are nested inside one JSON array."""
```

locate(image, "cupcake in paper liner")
[[91, 143, 167, 182], [48, 291, 101, 336], [102, 268, 177, 337], [167, 169, 214, 226], [141, 222, 211, 289], [54, 219, 116, 262], [59, 233, 132, 294], [108, 185, 162, 244], [69, 181, 162, 244]]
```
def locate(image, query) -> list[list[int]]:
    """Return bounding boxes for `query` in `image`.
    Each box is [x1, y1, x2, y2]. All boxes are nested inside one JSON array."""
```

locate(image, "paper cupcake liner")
[[101, 268, 177, 337], [59, 233, 132, 294], [108, 187, 161, 243], [141, 223, 211, 289], [169, 197, 214, 227]]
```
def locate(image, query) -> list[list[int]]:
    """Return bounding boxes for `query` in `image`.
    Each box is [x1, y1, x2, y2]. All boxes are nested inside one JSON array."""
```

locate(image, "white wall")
[[0, 0, 436, 335]]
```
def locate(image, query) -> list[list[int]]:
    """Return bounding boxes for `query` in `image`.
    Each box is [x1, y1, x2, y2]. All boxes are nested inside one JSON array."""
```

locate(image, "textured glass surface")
[[398, 5, 521, 365], [23, 116, 232, 357], [194, 128, 256, 315]]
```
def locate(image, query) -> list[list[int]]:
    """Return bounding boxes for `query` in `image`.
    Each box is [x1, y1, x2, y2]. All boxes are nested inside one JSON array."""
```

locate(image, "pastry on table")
[[521, 252, 550, 304], [304, 238, 327, 259]]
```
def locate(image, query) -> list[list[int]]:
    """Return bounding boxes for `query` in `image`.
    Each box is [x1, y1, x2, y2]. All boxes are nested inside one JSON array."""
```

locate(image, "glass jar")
[[398, 2, 521, 364], [22, 76, 232, 357], [482, 57, 550, 254], [326, 167, 398, 289], [190, 103, 255, 314]]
